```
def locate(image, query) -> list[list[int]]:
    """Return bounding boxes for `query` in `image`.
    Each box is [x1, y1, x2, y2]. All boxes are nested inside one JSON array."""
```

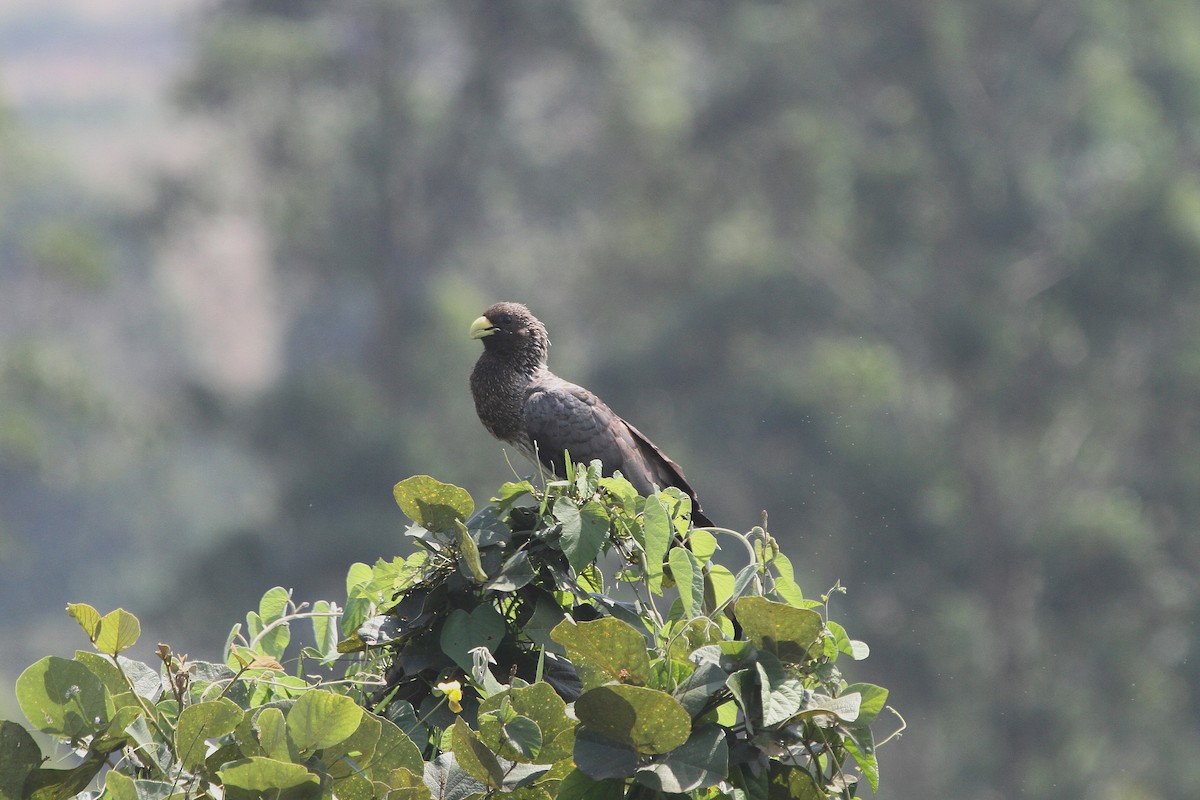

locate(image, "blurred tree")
[[0, 91, 272, 716], [151, 1, 1200, 797]]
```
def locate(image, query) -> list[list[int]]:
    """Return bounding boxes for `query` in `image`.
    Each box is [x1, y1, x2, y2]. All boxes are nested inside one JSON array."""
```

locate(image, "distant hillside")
[[0, 0, 200, 190]]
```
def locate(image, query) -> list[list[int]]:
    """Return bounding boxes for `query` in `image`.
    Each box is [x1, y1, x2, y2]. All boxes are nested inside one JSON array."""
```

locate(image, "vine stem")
[[703, 525, 759, 570], [875, 706, 907, 748], [245, 606, 342, 652]]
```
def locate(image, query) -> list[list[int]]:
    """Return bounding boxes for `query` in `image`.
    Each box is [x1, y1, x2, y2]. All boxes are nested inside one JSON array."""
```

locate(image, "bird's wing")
[[522, 378, 631, 478], [523, 377, 711, 526]]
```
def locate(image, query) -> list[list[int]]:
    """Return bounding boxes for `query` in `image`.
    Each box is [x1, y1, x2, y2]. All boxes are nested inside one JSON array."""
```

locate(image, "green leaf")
[[578, 563, 604, 593], [466, 505, 511, 547], [287, 690, 364, 753], [125, 715, 171, 776], [668, 547, 704, 619], [101, 769, 137, 800], [382, 700, 423, 744], [16, 656, 112, 739], [673, 661, 728, 717], [90, 704, 140, 755], [665, 489, 698, 543], [766, 763, 823, 800], [66, 603, 102, 642], [176, 697, 245, 770], [372, 716, 425, 775], [324, 712, 382, 779], [478, 682, 575, 763], [556, 499, 610, 572], [842, 719, 880, 792], [385, 767, 433, 800], [441, 606, 506, 673], [686, 529, 718, 562], [244, 610, 263, 644], [550, 617, 651, 690], [648, 657, 692, 694], [796, 692, 861, 724], [635, 725, 728, 793], [825, 621, 870, 661], [572, 727, 639, 781], [518, 592, 568, 651], [259, 586, 290, 623], [310, 600, 339, 663], [248, 606, 290, 659], [23, 756, 107, 800], [574, 685, 692, 755], [102, 773, 184, 800], [704, 563, 736, 610], [499, 715, 542, 760], [666, 617, 724, 663], [484, 551, 534, 592], [451, 718, 505, 789], [770, 551, 795, 581], [423, 752, 487, 800], [728, 762, 770, 800], [332, 773, 374, 800], [756, 653, 807, 727], [218, 758, 321, 800], [394, 476, 474, 533], [772, 576, 805, 607], [345, 562, 373, 594], [843, 682, 888, 723], [71, 651, 127, 697], [256, 707, 291, 761], [725, 669, 759, 731], [454, 520, 488, 582], [733, 597, 824, 663], [716, 564, 761, 615], [95, 609, 141, 655], [494, 480, 537, 508], [0, 721, 42, 800], [709, 700, 739, 728], [641, 495, 672, 594], [556, 769, 623, 800], [96, 655, 162, 702]]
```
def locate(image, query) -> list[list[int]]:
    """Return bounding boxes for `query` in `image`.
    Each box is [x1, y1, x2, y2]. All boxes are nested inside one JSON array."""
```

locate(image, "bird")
[[469, 301, 712, 528]]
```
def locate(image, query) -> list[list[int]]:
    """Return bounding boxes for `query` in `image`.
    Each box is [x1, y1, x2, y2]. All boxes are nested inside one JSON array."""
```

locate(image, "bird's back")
[[523, 375, 712, 526]]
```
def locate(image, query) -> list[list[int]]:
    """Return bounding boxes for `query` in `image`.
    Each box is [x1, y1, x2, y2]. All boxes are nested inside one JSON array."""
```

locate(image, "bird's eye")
[[496, 313, 513, 325]]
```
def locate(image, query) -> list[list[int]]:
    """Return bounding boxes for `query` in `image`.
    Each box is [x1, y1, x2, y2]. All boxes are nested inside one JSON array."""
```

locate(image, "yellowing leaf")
[[95, 609, 141, 655], [393, 476, 474, 533], [574, 685, 691, 755], [66, 603, 102, 641]]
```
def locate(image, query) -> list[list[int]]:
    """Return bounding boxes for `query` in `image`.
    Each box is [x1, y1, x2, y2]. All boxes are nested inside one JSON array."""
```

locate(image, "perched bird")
[[469, 302, 712, 528]]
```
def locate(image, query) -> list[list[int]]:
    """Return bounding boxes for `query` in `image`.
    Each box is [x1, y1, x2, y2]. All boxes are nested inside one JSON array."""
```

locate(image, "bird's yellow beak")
[[469, 316, 496, 339]]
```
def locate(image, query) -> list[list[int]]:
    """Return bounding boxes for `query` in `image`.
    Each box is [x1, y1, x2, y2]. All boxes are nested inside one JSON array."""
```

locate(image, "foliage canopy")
[[2, 467, 898, 800]]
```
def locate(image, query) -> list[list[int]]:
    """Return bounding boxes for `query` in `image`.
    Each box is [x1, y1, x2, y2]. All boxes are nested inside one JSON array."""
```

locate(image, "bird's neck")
[[486, 343, 547, 379], [471, 352, 547, 442]]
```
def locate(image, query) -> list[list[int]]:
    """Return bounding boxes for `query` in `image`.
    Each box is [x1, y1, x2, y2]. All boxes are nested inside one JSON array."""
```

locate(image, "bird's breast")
[[470, 360, 529, 443]]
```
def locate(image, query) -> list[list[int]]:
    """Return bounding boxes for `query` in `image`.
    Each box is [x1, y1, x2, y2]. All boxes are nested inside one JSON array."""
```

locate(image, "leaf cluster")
[[0, 467, 899, 800]]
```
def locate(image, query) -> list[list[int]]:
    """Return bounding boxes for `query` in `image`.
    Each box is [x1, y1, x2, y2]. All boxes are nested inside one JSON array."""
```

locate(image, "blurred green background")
[[3, 1, 1199, 797]]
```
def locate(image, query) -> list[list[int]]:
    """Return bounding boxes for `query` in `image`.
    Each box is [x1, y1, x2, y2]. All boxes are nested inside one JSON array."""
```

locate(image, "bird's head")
[[470, 302, 550, 365]]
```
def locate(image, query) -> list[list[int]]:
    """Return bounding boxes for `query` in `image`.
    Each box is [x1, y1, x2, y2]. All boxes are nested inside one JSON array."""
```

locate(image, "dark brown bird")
[[469, 302, 712, 528]]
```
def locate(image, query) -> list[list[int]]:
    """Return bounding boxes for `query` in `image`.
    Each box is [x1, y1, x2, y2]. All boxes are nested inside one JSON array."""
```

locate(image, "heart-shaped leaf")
[[550, 618, 650, 690], [394, 476, 474, 533], [287, 690, 363, 753], [733, 597, 824, 663], [441, 606, 506, 673], [16, 656, 111, 739], [177, 698, 244, 769], [574, 685, 691, 755]]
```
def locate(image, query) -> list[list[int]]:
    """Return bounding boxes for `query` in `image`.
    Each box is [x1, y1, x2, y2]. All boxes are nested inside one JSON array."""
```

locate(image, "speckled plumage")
[[469, 302, 712, 527]]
